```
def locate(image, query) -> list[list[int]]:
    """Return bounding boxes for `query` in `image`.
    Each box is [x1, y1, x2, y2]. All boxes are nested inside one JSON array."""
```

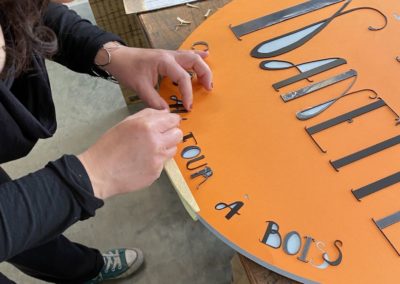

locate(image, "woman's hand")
[[0, 25, 6, 74], [78, 108, 183, 200], [98, 46, 213, 111]]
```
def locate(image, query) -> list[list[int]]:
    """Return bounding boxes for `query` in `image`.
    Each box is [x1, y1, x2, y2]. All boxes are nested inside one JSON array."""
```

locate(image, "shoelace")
[[103, 250, 123, 273]]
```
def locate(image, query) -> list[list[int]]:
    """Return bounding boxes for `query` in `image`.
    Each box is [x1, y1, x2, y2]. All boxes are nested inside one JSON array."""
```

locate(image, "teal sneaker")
[[85, 248, 144, 283]]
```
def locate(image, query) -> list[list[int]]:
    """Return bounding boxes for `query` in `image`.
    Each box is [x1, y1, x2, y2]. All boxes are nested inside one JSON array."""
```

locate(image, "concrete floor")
[[0, 3, 234, 283]]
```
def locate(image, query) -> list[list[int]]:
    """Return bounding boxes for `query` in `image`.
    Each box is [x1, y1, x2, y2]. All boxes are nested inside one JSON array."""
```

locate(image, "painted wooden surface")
[[139, 0, 231, 50], [140, 1, 293, 282], [158, 0, 400, 282]]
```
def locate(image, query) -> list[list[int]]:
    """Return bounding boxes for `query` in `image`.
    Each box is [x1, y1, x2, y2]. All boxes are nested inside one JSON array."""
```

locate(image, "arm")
[[0, 108, 182, 261], [43, 2, 124, 75], [0, 155, 103, 261], [44, 3, 213, 110]]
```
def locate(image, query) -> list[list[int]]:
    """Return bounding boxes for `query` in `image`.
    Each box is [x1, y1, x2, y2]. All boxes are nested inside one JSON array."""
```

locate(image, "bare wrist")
[[78, 151, 109, 200]]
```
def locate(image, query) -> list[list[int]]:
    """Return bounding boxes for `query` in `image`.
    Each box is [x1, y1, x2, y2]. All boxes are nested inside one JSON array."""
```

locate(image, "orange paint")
[[160, 0, 400, 282]]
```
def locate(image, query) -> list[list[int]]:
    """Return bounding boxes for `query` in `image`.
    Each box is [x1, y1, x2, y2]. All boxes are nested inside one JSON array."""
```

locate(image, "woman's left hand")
[[98, 46, 213, 111]]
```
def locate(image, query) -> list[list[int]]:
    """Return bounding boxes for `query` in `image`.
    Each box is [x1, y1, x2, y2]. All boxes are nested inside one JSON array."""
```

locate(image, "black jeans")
[[0, 167, 104, 284]]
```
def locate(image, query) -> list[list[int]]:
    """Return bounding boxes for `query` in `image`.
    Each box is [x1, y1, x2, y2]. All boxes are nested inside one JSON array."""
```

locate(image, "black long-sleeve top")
[[0, 3, 124, 261]]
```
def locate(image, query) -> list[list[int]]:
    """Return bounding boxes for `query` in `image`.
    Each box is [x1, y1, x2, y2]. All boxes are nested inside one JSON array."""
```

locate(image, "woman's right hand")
[[78, 108, 183, 199]]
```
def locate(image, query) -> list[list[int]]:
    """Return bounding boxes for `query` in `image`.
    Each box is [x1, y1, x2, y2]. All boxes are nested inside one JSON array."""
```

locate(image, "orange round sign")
[[160, 0, 400, 282]]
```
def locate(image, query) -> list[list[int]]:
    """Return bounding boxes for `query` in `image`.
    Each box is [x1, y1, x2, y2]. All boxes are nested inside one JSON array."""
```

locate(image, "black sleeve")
[[43, 3, 125, 75], [0, 155, 104, 261]]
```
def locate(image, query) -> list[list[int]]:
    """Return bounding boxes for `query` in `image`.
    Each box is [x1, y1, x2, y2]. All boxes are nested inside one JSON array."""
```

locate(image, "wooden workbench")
[[139, 0, 230, 50]]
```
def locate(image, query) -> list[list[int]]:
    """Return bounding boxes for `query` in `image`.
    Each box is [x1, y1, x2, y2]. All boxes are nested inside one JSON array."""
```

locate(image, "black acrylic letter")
[[283, 231, 302, 255], [260, 221, 282, 249], [323, 240, 343, 266], [373, 211, 400, 256], [186, 155, 207, 170], [169, 95, 188, 113], [181, 146, 201, 159], [183, 132, 197, 145], [215, 201, 244, 220], [297, 236, 314, 263]]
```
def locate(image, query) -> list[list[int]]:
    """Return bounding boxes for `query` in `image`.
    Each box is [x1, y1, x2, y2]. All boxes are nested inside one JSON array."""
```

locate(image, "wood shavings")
[[177, 16, 191, 25], [174, 6, 213, 31], [204, 9, 212, 18], [186, 3, 200, 9], [176, 16, 192, 30]]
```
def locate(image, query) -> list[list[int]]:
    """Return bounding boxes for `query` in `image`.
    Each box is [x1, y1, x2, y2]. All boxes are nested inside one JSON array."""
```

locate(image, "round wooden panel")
[[159, 0, 400, 282]]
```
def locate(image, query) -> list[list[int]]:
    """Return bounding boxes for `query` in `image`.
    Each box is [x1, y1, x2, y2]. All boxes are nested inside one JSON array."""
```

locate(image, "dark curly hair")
[[0, 0, 57, 77]]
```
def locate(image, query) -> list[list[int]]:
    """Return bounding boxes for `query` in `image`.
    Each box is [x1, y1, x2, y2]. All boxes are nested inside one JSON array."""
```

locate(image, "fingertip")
[[194, 50, 209, 58], [177, 82, 193, 112], [159, 99, 170, 110], [198, 75, 213, 91], [165, 147, 178, 160], [170, 114, 182, 129], [182, 93, 193, 110], [150, 98, 169, 111], [168, 112, 181, 122], [138, 83, 170, 111], [205, 81, 213, 91], [183, 101, 192, 112]]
